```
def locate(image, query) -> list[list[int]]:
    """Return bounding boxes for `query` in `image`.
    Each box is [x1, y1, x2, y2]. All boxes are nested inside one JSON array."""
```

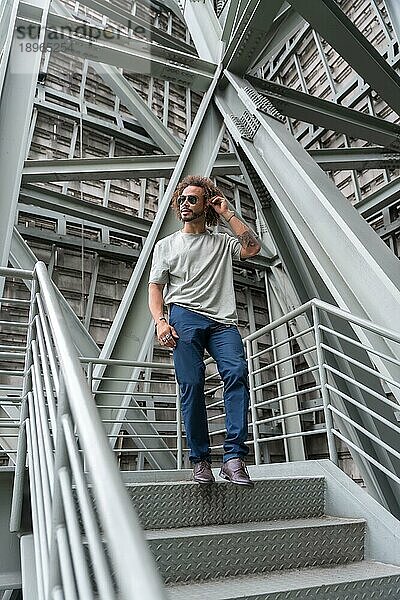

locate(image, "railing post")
[[10, 277, 37, 533], [176, 382, 182, 470], [312, 303, 339, 466], [246, 339, 261, 465]]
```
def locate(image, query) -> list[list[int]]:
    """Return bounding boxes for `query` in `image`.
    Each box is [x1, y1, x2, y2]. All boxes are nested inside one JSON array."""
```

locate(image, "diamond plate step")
[[127, 477, 325, 530], [166, 561, 400, 599], [146, 516, 365, 585]]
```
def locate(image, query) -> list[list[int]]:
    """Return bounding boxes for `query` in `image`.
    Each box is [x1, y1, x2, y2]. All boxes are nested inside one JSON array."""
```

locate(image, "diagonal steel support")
[[290, 0, 400, 117], [180, 0, 222, 63], [49, 0, 184, 156], [247, 76, 400, 149], [92, 63, 183, 155], [223, 0, 286, 74], [0, 0, 50, 280], [237, 145, 400, 512], [92, 67, 224, 469]]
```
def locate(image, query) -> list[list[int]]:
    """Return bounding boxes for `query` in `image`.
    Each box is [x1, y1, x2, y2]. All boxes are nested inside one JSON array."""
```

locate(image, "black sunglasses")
[[177, 194, 204, 206]]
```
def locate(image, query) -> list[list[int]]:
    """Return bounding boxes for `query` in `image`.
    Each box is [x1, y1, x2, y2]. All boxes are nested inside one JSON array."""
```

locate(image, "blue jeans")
[[170, 304, 250, 464]]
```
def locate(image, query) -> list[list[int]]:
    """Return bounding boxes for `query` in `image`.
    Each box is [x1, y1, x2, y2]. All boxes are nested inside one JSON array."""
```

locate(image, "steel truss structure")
[[1, 0, 400, 517]]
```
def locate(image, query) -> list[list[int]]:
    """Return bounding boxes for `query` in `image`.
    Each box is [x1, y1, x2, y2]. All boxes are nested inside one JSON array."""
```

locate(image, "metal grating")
[[127, 477, 326, 530], [147, 517, 366, 584]]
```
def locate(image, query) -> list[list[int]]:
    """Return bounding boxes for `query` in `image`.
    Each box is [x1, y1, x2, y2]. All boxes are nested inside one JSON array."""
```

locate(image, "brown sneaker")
[[193, 460, 215, 484], [219, 458, 254, 487]]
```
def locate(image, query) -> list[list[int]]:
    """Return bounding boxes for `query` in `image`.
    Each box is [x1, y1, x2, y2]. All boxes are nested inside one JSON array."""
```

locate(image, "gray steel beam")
[[247, 77, 400, 149], [309, 147, 400, 171], [18, 225, 141, 260], [41, 13, 215, 92], [92, 64, 224, 469], [92, 63, 183, 155], [19, 185, 151, 237], [289, 0, 400, 117], [0, 0, 19, 99], [22, 153, 241, 183], [355, 177, 400, 219], [215, 72, 400, 513], [180, 0, 222, 63], [249, 6, 306, 74], [59, 0, 195, 54], [237, 146, 398, 510], [34, 97, 158, 150], [217, 72, 400, 358], [10, 229, 99, 358], [0, 0, 50, 276], [223, 0, 285, 73]]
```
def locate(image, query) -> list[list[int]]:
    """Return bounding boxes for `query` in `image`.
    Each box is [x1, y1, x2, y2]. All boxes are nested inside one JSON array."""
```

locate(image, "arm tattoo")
[[236, 231, 259, 248]]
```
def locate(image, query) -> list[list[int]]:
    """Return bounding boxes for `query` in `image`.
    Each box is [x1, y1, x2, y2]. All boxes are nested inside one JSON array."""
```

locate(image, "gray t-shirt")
[[149, 229, 242, 324]]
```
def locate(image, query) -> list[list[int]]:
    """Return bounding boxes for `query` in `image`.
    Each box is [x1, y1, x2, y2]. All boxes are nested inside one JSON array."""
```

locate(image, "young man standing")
[[148, 175, 261, 486]]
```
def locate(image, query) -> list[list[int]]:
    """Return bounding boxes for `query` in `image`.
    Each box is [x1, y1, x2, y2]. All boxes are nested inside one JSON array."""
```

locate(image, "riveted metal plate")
[[147, 517, 365, 584], [244, 87, 286, 123], [231, 110, 261, 141], [127, 477, 325, 530]]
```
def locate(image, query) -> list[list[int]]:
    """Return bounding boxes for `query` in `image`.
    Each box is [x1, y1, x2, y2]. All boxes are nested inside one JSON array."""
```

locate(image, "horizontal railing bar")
[[0, 297, 31, 304], [206, 398, 224, 408], [252, 345, 317, 376], [0, 353, 26, 361], [329, 405, 400, 461], [0, 267, 34, 278], [80, 357, 174, 369], [204, 372, 220, 382], [204, 383, 224, 395], [332, 429, 400, 487], [321, 342, 400, 391], [0, 345, 27, 351], [326, 384, 400, 437], [94, 391, 177, 397], [0, 370, 24, 376], [257, 429, 326, 444], [245, 300, 313, 342], [98, 405, 177, 413], [91, 377, 176, 384], [208, 413, 226, 422], [256, 405, 324, 425], [0, 400, 22, 404], [314, 299, 400, 344], [112, 448, 179, 453], [254, 384, 322, 409], [96, 404, 177, 411], [253, 365, 319, 391], [112, 433, 178, 438], [0, 320, 29, 327], [319, 324, 400, 369], [250, 325, 315, 360], [324, 364, 400, 411], [101, 417, 177, 423]]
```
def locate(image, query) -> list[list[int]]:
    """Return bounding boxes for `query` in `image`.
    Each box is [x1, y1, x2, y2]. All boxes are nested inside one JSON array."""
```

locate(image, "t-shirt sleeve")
[[224, 232, 242, 261], [149, 241, 169, 284]]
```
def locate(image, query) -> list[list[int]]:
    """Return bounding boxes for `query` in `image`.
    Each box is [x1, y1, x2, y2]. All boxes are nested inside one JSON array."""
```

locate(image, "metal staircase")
[[2, 263, 400, 599], [126, 463, 400, 599]]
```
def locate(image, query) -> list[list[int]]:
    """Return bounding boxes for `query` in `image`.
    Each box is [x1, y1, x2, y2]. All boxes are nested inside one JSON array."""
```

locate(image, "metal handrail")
[[8, 262, 166, 600]]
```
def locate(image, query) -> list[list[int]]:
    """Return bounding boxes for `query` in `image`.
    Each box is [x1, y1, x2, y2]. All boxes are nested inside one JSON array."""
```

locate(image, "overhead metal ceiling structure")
[[2, 0, 400, 509]]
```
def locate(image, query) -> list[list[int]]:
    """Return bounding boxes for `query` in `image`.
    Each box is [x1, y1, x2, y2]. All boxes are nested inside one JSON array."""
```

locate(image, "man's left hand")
[[209, 195, 229, 217]]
